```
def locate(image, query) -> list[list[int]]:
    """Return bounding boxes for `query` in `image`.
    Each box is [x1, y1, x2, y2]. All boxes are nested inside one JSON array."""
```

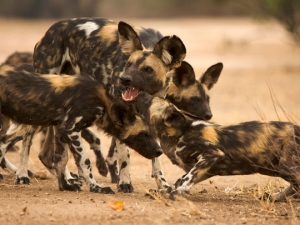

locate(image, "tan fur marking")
[[0, 65, 14, 74], [202, 126, 218, 143], [122, 116, 147, 140], [143, 54, 168, 82], [96, 24, 118, 45], [149, 97, 170, 122], [47, 75, 79, 94], [167, 82, 201, 100]]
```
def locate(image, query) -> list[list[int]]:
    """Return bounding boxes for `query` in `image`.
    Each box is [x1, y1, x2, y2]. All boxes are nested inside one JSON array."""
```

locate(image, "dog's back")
[[34, 18, 163, 84]]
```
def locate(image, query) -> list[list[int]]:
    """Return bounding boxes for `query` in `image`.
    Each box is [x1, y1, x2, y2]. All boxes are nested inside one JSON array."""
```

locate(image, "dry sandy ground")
[[0, 17, 300, 225]]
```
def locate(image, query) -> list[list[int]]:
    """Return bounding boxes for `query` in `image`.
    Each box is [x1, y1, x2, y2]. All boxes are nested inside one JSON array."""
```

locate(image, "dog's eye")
[[126, 62, 132, 67], [191, 96, 201, 102], [144, 66, 153, 73]]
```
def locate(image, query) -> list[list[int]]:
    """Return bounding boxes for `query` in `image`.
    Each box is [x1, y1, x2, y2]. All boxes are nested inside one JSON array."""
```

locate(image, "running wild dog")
[[32, 18, 187, 191], [0, 64, 162, 193], [133, 92, 300, 201]]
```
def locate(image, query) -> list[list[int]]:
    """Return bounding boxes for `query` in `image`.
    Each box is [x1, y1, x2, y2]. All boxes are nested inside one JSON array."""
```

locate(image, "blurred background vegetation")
[[0, 0, 299, 44]]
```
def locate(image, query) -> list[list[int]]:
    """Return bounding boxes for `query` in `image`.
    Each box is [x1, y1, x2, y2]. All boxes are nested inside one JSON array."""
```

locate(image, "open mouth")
[[121, 87, 141, 101]]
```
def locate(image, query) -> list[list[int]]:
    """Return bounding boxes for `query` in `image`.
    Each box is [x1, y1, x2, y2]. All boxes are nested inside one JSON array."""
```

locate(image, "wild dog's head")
[[133, 92, 187, 142], [118, 21, 186, 100], [166, 61, 223, 121], [109, 101, 162, 159]]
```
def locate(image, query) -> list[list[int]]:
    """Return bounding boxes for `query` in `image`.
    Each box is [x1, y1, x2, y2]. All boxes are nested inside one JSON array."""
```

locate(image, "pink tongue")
[[122, 88, 140, 101]]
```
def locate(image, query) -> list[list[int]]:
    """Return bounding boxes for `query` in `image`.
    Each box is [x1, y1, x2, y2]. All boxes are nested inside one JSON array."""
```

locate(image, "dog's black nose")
[[156, 148, 163, 157], [205, 113, 212, 120], [120, 76, 132, 86]]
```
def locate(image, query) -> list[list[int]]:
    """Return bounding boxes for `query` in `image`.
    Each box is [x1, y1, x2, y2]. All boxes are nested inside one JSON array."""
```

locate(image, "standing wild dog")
[[0, 64, 162, 193], [0, 55, 107, 182], [135, 93, 300, 201], [32, 17, 187, 192]]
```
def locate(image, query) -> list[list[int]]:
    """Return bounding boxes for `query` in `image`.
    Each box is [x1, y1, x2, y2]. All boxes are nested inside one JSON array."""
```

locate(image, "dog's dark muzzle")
[[120, 76, 132, 86], [124, 133, 163, 159]]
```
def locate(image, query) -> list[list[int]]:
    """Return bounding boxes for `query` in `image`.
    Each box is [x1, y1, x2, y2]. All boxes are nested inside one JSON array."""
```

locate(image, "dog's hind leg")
[[81, 128, 108, 177], [106, 137, 119, 183], [64, 128, 114, 194], [38, 126, 82, 189]]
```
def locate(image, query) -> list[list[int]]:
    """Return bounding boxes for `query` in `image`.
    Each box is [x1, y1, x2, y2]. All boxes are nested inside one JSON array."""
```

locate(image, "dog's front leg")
[[105, 137, 119, 183], [66, 130, 114, 194], [151, 157, 171, 191], [169, 149, 224, 200], [115, 139, 133, 193], [81, 128, 108, 177]]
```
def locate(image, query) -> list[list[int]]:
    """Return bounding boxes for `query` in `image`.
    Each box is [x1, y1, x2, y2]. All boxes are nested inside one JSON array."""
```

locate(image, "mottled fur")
[[0, 64, 162, 193]]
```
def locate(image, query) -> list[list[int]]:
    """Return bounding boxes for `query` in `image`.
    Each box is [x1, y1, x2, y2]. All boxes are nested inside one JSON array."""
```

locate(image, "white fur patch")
[[191, 120, 212, 127], [161, 49, 173, 65], [77, 22, 99, 38]]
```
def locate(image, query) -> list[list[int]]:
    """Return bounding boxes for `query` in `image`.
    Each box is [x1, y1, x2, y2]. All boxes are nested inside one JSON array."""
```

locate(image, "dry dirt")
[[0, 17, 300, 225]]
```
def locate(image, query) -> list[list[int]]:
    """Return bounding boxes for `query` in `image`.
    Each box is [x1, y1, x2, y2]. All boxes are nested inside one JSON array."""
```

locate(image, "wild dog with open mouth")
[[106, 61, 223, 191], [32, 17, 186, 191], [0, 64, 162, 193], [138, 93, 300, 201]]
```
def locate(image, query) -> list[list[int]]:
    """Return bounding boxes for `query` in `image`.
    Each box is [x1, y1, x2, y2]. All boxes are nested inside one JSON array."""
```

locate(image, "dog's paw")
[[117, 183, 134, 193], [68, 173, 83, 186], [169, 190, 178, 200], [14, 176, 30, 185], [62, 183, 82, 192], [90, 184, 115, 194]]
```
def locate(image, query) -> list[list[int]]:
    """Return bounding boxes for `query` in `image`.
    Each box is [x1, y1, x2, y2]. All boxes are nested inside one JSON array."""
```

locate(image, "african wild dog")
[[106, 61, 223, 191], [0, 59, 108, 183], [32, 18, 186, 191], [135, 93, 300, 201], [0, 64, 162, 193]]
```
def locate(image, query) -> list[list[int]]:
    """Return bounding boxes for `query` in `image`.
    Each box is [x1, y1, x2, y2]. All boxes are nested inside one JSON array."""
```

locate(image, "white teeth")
[[132, 87, 135, 90]]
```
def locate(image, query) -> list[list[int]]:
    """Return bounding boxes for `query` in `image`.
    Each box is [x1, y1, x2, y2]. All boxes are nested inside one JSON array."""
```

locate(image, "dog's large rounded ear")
[[200, 62, 223, 90], [153, 35, 186, 70], [172, 61, 195, 87], [118, 21, 143, 56], [110, 103, 136, 127], [163, 105, 186, 128]]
